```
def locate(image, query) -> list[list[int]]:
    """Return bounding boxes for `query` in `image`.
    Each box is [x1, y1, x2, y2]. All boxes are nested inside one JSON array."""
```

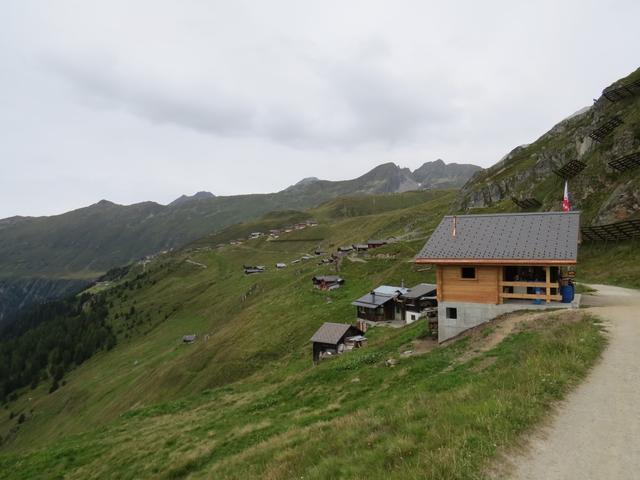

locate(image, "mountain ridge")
[[457, 66, 640, 224], [0, 160, 480, 321]]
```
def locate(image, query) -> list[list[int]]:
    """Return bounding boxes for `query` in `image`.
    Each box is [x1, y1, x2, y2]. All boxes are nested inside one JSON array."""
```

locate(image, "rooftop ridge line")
[[442, 211, 581, 219]]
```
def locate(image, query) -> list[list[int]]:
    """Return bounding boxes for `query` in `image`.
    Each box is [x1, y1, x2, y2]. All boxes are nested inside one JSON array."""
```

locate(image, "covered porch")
[[499, 265, 574, 304]]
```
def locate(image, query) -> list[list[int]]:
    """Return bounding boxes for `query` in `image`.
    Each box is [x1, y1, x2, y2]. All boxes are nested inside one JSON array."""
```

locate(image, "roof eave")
[[415, 258, 577, 265]]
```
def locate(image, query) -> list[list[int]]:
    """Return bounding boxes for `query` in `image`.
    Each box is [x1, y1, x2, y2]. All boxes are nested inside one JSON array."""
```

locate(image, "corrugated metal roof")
[[351, 292, 395, 308], [373, 285, 408, 295], [416, 212, 580, 261], [310, 322, 357, 344], [402, 283, 437, 299]]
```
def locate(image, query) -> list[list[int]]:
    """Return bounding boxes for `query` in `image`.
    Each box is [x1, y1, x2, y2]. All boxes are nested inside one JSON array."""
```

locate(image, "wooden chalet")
[[310, 322, 364, 363], [415, 212, 580, 341], [352, 290, 399, 322], [352, 285, 437, 324], [397, 283, 437, 323]]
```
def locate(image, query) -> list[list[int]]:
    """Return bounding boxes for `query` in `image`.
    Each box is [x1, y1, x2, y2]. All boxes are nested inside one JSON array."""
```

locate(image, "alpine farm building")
[[415, 212, 581, 342]]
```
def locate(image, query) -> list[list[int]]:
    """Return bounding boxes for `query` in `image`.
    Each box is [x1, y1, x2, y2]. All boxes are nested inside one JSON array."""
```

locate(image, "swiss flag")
[[562, 181, 571, 212]]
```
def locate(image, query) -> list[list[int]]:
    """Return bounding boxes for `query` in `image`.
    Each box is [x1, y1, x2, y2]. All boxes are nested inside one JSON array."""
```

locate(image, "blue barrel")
[[533, 287, 542, 305], [561, 285, 574, 303]]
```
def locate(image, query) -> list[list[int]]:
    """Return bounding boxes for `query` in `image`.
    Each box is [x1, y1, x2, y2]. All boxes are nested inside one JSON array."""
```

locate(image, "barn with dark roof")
[[310, 322, 364, 364], [415, 212, 581, 342]]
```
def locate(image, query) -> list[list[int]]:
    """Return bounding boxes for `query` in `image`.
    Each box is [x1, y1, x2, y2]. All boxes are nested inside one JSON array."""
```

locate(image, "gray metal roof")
[[402, 283, 437, 299], [352, 292, 395, 308], [416, 212, 580, 261], [310, 322, 359, 344], [373, 285, 408, 295]]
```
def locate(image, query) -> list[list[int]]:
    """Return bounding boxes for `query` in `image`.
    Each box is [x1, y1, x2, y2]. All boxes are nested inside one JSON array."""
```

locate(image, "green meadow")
[[0, 190, 617, 478]]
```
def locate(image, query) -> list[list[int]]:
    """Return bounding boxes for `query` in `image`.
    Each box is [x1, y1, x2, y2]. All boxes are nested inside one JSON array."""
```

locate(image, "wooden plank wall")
[[438, 265, 500, 304]]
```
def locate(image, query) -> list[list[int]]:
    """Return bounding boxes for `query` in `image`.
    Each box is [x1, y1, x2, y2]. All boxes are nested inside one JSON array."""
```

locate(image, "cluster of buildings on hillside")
[[310, 211, 581, 364], [352, 283, 437, 325], [222, 219, 319, 248], [243, 237, 390, 274], [309, 281, 437, 363], [336, 239, 388, 254]]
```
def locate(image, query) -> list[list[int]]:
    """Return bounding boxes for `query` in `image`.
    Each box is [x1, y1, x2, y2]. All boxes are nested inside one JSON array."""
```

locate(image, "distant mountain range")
[[0, 160, 481, 322], [282, 160, 481, 197]]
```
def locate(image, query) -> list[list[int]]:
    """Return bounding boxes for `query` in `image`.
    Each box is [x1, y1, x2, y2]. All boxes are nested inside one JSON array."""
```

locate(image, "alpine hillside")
[[458, 67, 640, 225], [0, 160, 480, 323]]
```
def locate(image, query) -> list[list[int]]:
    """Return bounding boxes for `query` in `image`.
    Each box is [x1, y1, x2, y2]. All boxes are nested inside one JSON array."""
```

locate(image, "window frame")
[[460, 266, 477, 280], [446, 307, 457, 319]]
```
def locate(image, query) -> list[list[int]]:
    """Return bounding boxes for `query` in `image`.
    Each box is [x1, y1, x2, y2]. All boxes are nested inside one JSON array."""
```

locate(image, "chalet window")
[[461, 267, 476, 279], [446, 307, 457, 319]]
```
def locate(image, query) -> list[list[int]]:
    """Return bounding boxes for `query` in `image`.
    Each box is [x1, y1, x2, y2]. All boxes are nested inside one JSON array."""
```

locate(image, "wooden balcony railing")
[[499, 281, 561, 303]]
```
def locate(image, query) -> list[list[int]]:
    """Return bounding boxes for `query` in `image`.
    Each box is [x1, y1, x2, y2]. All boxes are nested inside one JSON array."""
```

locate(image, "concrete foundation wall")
[[438, 296, 581, 343]]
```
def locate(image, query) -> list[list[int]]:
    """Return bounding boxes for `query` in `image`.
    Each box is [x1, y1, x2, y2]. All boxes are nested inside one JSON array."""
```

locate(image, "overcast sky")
[[1, 1, 638, 218]]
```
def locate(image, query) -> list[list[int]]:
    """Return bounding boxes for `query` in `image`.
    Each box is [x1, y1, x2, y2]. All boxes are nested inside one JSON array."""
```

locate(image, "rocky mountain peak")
[[169, 191, 216, 207], [294, 177, 320, 186]]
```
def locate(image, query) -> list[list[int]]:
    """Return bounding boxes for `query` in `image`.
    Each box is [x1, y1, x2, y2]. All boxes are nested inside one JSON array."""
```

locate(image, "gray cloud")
[[45, 55, 256, 137], [45, 47, 453, 148], [1, 0, 639, 218]]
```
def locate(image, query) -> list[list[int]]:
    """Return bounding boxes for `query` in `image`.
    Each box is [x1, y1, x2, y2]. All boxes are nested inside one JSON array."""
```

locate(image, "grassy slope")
[[578, 238, 640, 288], [0, 189, 620, 478], [0, 191, 453, 452], [0, 313, 604, 480]]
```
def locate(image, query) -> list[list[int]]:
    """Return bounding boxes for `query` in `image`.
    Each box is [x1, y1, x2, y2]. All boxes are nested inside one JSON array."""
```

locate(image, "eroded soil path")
[[501, 284, 640, 480]]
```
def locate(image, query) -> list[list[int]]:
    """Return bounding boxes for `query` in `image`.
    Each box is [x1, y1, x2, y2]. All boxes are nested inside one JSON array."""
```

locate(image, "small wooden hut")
[[310, 322, 364, 364]]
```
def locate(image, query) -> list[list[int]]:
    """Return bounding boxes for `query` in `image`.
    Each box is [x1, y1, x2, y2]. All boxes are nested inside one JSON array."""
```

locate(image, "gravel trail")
[[506, 284, 640, 480]]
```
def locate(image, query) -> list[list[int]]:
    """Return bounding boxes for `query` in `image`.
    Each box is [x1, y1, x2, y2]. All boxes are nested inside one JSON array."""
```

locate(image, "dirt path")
[[503, 284, 640, 480]]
